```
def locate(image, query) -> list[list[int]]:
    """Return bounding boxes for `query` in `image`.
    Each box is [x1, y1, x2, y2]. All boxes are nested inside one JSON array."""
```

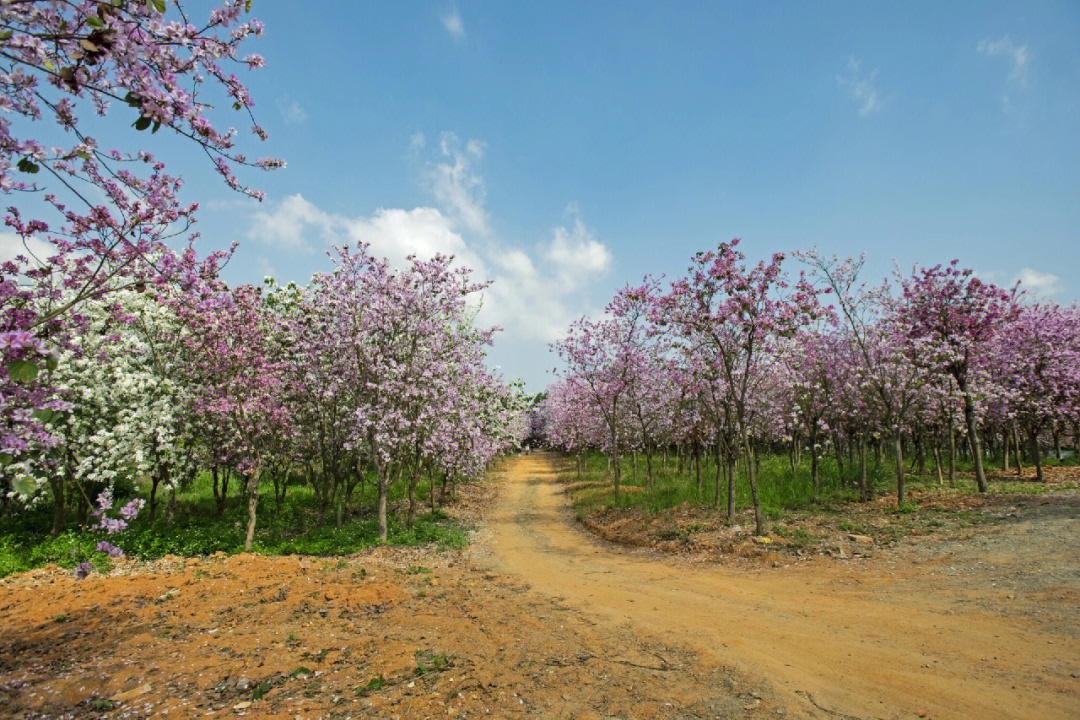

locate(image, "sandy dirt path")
[[480, 453, 1080, 720]]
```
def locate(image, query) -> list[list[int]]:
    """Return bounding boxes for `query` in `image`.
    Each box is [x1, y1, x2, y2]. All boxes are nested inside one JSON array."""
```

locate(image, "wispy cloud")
[[837, 56, 884, 117], [441, 9, 465, 40], [978, 36, 1030, 86], [275, 95, 307, 125], [247, 137, 613, 345], [410, 131, 426, 149], [978, 36, 1031, 111], [427, 131, 488, 235], [1014, 267, 1063, 299]]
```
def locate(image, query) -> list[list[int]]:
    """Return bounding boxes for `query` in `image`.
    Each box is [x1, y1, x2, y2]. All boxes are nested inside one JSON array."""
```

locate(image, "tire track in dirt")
[[479, 453, 1080, 719]]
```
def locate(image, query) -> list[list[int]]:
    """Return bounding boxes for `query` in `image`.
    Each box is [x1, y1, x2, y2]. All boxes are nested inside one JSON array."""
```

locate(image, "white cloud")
[[0, 232, 54, 267], [837, 56, 884, 116], [427, 131, 488, 234], [545, 218, 612, 293], [441, 9, 465, 40], [248, 194, 332, 251], [410, 131, 426, 149], [246, 199, 611, 345], [1014, 267, 1063, 299], [275, 95, 307, 125], [978, 36, 1030, 86]]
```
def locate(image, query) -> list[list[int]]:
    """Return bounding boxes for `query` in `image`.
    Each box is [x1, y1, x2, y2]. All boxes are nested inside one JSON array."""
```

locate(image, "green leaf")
[[245, 0, 253, 13], [148, 0, 166, 13], [87, 16, 105, 28], [6, 359, 39, 383], [43, 59, 55, 72], [0, 453, 12, 466], [134, 116, 152, 131], [11, 476, 37, 498], [16, 157, 39, 174], [32, 408, 55, 424], [45, 355, 58, 372], [0, 30, 13, 41], [152, 120, 161, 133]]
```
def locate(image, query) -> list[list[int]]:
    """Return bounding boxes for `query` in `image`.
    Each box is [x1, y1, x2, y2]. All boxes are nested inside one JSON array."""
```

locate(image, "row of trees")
[[544, 242, 1080, 534], [0, 1, 527, 549]]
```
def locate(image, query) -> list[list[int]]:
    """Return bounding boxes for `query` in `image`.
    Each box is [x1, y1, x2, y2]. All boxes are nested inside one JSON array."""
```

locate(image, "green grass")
[[563, 448, 1077, 520], [566, 450, 886, 516], [0, 471, 470, 578]]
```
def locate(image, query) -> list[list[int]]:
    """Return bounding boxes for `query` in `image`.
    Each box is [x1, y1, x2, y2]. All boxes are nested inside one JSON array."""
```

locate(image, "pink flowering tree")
[[173, 281, 290, 551], [991, 303, 1080, 482], [314, 245, 493, 543], [657, 240, 822, 534], [0, 0, 279, 472], [554, 283, 656, 503], [892, 261, 1018, 492]]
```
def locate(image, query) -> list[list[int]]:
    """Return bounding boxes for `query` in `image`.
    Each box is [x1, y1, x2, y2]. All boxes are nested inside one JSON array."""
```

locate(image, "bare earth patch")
[[570, 464, 1080, 568], [3, 457, 1079, 719]]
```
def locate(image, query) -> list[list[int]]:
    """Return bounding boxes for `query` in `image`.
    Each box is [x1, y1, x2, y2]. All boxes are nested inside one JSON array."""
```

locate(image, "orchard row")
[[543, 243, 1080, 533], [0, 2, 528, 553]]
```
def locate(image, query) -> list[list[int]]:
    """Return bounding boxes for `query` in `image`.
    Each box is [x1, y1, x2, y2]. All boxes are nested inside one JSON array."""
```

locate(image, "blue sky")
[[50, 2, 1080, 389]]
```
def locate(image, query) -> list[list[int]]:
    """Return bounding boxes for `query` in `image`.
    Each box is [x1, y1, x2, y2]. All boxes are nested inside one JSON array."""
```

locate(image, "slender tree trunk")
[[948, 425, 956, 485], [1053, 427, 1062, 461], [49, 475, 66, 537], [244, 463, 262, 552], [957, 376, 988, 492], [726, 457, 736, 523], [894, 427, 906, 506], [407, 471, 419, 528], [1012, 421, 1024, 476], [916, 434, 927, 475], [694, 442, 702, 499], [713, 443, 722, 508], [645, 447, 654, 486], [743, 436, 764, 535], [859, 437, 868, 499], [377, 462, 390, 544], [810, 430, 820, 490], [1029, 428, 1044, 483], [1003, 428, 1011, 472], [932, 442, 944, 487], [165, 485, 178, 527]]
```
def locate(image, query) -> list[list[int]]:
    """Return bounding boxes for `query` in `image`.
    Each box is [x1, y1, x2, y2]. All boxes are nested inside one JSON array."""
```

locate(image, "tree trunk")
[[713, 443, 722, 508], [894, 427, 906, 506], [932, 442, 944, 487], [377, 462, 390, 544], [49, 475, 66, 537], [243, 463, 261, 552], [149, 475, 161, 520], [947, 428, 955, 485], [744, 436, 764, 536], [859, 437, 869, 499], [726, 457, 736, 523], [915, 434, 926, 475], [1012, 421, 1024, 476], [694, 442, 702, 499], [1003, 428, 1011, 472], [957, 376, 988, 492], [1029, 428, 1044, 483], [407, 471, 418, 529]]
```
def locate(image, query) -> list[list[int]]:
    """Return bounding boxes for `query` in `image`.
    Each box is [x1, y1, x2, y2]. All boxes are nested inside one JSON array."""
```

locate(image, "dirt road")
[[480, 453, 1080, 719]]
